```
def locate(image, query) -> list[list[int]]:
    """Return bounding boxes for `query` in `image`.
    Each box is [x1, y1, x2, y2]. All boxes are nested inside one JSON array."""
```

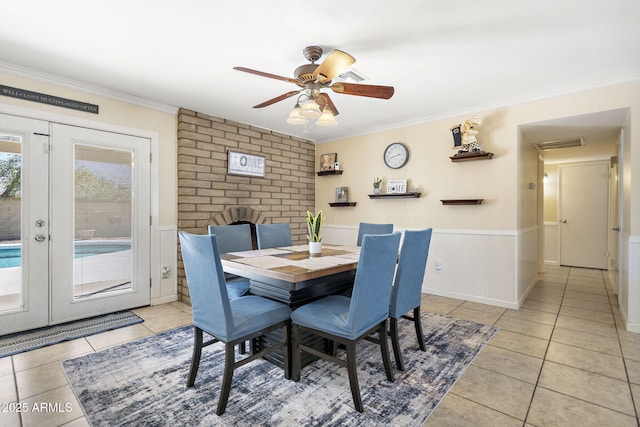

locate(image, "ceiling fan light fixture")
[[316, 107, 337, 127], [299, 98, 322, 119], [286, 103, 306, 125]]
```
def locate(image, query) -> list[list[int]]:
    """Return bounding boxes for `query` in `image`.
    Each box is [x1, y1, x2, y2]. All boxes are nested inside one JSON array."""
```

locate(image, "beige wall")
[[317, 80, 640, 328], [0, 71, 177, 226], [315, 113, 516, 231]]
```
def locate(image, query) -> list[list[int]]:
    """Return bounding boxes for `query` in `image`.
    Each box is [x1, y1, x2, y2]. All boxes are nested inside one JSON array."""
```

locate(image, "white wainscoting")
[[151, 225, 178, 305], [518, 227, 539, 306], [625, 235, 640, 333], [544, 221, 559, 265], [323, 224, 533, 309]]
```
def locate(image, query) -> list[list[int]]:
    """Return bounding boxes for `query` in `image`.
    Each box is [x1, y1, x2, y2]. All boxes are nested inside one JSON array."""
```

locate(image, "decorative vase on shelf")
[[373, 177, 382, 194], [308, 241, 322, 257]]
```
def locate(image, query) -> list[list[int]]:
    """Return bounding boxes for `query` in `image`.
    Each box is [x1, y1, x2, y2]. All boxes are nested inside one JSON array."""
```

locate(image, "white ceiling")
[[1, 1, 639, 145]]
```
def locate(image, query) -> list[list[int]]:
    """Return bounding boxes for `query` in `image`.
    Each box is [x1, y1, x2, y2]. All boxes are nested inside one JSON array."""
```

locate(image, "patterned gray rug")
[[0, 311, 143, 358], [63, 312, 497, 426]]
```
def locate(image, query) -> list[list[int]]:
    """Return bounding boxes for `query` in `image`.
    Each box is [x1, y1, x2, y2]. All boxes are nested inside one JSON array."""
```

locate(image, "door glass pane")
[[0, 133, 23, 311], [74, 145, 133, 299]]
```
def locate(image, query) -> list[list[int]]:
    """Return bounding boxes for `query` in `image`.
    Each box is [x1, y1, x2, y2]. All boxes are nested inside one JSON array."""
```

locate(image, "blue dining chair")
[[356, 222, 394, 246], [290, 232, 401, 413], [179, 232, 292, 415], [255, 223, 292, 249], [208, 224, 252, 300], [388, 228, 432, 371]]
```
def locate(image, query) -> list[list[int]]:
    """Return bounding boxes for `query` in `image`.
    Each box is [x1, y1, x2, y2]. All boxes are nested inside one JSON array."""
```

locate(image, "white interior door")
[[0, 114, 50, 334], [559, 162, 609, 269], [49, 124, 150, 324]]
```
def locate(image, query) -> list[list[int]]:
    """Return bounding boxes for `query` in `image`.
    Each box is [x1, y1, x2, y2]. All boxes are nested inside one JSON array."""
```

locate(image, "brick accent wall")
[[177, 108, 316, 305]]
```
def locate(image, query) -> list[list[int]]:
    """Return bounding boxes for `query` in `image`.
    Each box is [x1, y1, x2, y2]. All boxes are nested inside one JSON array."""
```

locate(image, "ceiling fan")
[[234, 46, 394, 126]]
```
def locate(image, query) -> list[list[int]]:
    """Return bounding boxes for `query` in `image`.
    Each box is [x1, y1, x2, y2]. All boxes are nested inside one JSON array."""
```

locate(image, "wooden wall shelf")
[[440, 199, 484, 205], [317, 170, 343, 176], [329, 202, 357, 207], [450, 151, 494, 162], [368, 192, 421, 199]]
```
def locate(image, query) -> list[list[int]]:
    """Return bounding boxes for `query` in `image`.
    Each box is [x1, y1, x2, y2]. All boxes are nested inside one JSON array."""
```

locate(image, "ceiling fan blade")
[[234, 66, 299, 84], [253, 90, 301, 108], [313, 50, 356, 83], [330, 82, 395, 99], [316, 93, 339, 116]]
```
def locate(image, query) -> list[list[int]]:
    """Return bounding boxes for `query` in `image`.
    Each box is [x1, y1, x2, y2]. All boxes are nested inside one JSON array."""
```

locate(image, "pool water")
[[0, 242, 131, 268]]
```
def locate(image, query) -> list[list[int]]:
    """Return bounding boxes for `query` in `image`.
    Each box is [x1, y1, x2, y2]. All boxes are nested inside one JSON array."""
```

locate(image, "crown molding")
[[0, 61, 179, 115]]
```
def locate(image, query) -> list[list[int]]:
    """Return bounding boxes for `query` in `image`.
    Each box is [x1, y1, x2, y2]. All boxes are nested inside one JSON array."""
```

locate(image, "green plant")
[[306, 210, 324, 242], [373, 177, 382, 188]]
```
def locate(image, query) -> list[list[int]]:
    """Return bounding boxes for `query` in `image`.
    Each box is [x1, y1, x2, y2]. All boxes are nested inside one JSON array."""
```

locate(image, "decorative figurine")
[[451, 115, 483, 155]]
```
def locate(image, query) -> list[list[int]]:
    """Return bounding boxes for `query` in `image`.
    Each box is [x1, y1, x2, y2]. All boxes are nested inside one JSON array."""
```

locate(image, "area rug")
[[63, 312, 497, 426], [0, 310, 143, 358]]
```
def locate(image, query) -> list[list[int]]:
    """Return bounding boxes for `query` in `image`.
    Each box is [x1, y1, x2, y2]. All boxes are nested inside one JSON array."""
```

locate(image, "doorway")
[[0, 114, 151, 335], [558, 162, 609, 269]]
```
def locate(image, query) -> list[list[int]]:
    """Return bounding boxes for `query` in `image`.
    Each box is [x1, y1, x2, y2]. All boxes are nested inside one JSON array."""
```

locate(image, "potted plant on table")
[[306, 210, 325, 257], [373, 177, 382, 194]]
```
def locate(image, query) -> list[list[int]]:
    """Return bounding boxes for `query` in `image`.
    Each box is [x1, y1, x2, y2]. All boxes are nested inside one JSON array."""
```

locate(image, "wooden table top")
[[220, 244, 361, 284]]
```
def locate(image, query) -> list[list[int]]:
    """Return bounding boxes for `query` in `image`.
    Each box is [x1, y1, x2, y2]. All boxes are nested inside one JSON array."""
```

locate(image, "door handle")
[[612, 227, 621, 232], [34, 234, 47, 242], [560, 220, 567, 224]]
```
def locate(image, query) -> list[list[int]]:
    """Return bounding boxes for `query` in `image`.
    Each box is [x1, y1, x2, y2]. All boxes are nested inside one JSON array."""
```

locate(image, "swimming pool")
[[0, 241, 131, 269]]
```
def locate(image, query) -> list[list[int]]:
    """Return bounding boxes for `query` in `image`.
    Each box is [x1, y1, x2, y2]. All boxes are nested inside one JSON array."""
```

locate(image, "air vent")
[[337, 68, 367, 82], [533, 137, 585, 151]]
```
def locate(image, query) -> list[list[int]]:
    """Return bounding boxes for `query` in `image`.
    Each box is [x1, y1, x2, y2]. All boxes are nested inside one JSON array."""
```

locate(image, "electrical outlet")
[[435, 260, 443, 274]]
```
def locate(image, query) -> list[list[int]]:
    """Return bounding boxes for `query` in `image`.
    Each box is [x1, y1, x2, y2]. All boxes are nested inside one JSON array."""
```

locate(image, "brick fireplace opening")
[[210, 206, 268, 250]]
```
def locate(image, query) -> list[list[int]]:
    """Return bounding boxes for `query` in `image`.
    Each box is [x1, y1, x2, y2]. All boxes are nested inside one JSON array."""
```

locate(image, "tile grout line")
[[604, 270, 640, 422], [521, 268, 570, 424]]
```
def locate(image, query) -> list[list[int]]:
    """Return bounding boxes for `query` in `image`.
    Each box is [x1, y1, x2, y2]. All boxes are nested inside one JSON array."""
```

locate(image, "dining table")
[[220, 244, 361, 375]]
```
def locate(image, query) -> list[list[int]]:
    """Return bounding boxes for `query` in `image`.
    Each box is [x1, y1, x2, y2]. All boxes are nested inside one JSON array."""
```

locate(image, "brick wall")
[[177, 108, 316, 305]]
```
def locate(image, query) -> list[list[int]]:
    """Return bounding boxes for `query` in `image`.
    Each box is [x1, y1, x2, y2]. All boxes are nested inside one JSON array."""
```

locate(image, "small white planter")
[[308, 241, 322, 257]]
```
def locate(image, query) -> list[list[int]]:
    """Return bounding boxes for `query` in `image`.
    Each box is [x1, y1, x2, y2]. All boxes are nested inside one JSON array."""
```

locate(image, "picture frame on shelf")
[[320, 153, 337, 171], [386, 179, 407, 194], [335, 186, 348, 202]]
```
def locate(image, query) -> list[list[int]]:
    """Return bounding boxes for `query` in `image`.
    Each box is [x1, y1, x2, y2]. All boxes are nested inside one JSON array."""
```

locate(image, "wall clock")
[[383, 142, 409, 169]]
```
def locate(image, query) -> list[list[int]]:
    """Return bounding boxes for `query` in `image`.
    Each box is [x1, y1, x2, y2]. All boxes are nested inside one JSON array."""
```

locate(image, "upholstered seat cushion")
[[195, 296, 291, 342], [291, 295, 387, 340]]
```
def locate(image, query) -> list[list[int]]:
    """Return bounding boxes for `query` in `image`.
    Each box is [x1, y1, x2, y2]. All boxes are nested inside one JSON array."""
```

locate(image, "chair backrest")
[[356, 222, 394, 246], [208, 224, 253, 253], [389, 228, 433, 318], [347, 232, 401, 336], [179, 232, 233, 337], [255, 223, 292, 249]]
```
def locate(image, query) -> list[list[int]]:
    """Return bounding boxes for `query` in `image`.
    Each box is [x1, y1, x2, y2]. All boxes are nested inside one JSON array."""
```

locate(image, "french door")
[[0, 114, 150, 335]]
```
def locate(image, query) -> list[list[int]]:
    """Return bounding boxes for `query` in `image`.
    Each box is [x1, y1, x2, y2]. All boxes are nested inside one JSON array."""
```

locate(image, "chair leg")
[[291, 323, 301, 382], [216, 342, 236, 416], [389, 317, 404, 371], [413, 306, 426, 351], [345, 341, 363, 413], [186, 327, 203, 387], [379, 320, 394, 382], [283, 321, 291, 380]]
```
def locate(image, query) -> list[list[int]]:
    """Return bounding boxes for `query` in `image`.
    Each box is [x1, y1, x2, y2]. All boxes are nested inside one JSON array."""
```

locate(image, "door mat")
[[0, 310, 143, 358]]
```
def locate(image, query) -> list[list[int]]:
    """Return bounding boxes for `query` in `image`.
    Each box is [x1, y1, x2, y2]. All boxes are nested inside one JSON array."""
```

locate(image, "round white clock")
[[383, 142, 409, 169]]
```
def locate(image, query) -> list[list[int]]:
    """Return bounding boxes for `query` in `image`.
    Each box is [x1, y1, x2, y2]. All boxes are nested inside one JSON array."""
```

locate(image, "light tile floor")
[[425, 266, 640, 427], [1, 267, 638, 426]]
